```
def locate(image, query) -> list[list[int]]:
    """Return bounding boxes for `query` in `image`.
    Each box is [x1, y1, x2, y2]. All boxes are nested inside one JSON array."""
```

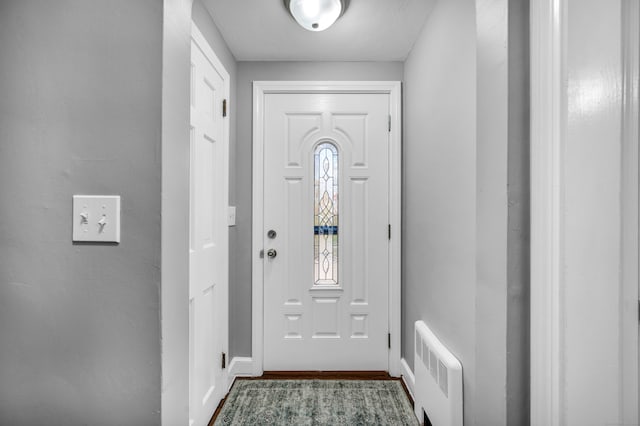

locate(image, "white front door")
[[189, 26, 229, 426], [262, 92, 390, 370]]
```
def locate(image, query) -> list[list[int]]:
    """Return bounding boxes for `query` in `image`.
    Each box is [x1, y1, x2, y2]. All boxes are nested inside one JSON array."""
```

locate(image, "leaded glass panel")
[[314, 142, 339, 285]]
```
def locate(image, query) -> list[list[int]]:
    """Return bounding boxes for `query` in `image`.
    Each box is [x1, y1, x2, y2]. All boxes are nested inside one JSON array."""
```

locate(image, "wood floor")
[[208, 371, 413, 425]]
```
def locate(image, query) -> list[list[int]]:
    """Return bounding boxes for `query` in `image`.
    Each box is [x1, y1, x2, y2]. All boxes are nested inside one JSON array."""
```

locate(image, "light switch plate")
[[72, 195, 121, 243]]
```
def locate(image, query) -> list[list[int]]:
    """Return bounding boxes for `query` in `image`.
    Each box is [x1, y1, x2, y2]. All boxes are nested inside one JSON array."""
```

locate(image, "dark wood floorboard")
[[208, 371, 414, 425]]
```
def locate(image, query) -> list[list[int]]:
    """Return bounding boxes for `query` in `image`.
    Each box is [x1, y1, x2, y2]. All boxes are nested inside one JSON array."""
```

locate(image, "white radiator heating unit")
[[414, 320, 463, 426]]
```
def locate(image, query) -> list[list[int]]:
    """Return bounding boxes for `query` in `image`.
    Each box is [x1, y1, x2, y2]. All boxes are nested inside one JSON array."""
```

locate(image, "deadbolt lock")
[[267, 229, 277, 239]]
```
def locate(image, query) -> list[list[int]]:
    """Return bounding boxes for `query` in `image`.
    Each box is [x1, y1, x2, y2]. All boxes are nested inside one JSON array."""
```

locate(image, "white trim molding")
[[251, 81, 402, 376], [228, 356, 254, 377], [161, 1, 195, 424], [227, 357, 254, 390], [530, 1, 566, 425], [400, 358, 415, 401], [620, 0, 639, 422], [531, 2, 640, 425]]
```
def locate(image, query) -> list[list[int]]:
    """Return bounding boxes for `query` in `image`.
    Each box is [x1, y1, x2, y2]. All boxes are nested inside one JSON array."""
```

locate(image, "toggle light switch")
[[72, 195, 120, 243], [97, 214, 107, 233]]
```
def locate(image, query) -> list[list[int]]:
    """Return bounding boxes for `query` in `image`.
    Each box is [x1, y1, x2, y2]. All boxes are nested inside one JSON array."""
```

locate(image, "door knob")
[[266, 249, 277, 259]]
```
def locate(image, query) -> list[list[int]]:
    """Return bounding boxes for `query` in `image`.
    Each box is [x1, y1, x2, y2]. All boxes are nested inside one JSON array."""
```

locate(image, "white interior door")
[[262, 92, 390, 370], [189, 27, 229, 426]]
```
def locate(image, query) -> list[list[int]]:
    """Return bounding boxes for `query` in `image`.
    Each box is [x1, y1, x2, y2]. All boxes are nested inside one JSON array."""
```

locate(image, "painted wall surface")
[[233, 61, 404, 357], [403, 0, 530, 424], [475, 0, 509, 423], [0, 1, 163, 425], [506, 0, 530, 424], [402, 0, 478, 422]]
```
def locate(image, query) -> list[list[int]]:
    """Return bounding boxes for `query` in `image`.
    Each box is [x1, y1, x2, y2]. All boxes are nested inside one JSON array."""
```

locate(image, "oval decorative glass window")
[[314, 142, 339, 285]]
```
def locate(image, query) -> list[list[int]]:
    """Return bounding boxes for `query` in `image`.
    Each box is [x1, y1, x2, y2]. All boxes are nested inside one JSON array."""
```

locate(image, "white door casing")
[[189, 24, 229, 426], [620, 0, 639, 421], [530, 1, 639, 425], [252, 82, 402, 375]]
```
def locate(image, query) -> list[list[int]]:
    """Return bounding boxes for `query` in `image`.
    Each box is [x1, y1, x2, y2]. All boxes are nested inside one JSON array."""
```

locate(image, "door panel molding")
[[252, 81, 402, 376]]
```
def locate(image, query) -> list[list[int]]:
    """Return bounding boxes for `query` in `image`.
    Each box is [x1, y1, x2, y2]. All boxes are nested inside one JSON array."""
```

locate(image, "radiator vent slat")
[[422, 342, 429, 368], [438, 360, 448, 397], [413, 320, 463, 426], [429, 350, 438, 380]]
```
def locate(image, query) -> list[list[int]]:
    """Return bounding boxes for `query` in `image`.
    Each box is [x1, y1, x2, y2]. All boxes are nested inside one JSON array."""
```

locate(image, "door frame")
[[529, 2, 565, 423], [251, 81, 402, 376], [530, 1, 639, 424]]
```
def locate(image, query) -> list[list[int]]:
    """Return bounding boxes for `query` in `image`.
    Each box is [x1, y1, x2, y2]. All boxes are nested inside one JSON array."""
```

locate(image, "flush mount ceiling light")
[[284, 0, 349, 32]]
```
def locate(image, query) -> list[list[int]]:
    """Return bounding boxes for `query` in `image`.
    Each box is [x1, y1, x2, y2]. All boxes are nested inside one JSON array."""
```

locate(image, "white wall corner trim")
[[400, 358, 415, 400], [251, 81, 402, 376], [530, 1, 566, 426], [161, 1, 194, 425]]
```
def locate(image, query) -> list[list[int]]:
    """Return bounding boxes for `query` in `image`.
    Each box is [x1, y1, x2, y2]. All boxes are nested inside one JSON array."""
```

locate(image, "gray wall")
[[402, 0, 478, 421], [506, 0, 530, 424], [403, 0, 529, 424], [475, 0, 509, 422], [0, 1, 163, 425], [233, 61, 404, 357]]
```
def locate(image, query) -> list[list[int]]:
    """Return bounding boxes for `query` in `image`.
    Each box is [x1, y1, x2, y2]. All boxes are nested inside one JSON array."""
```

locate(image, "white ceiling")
[[202, 0, 434, 61]]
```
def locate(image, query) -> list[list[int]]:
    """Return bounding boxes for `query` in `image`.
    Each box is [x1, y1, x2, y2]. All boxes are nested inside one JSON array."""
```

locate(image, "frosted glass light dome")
[[288, 0, 344, 32]]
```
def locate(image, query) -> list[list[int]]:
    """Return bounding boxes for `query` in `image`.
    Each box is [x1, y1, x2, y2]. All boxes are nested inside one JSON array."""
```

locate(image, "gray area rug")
[[214, 379, 419, 425]]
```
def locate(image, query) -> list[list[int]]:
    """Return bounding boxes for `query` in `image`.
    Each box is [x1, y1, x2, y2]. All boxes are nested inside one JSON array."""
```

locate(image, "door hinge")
[[222, 352, 226, 369], [388, 333, 391, 349], [222, 99, 227, 117], [388, 224, 391, 240], [388, 115, 391, 132]]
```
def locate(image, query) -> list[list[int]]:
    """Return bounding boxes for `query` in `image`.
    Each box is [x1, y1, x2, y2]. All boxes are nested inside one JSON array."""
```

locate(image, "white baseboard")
[[227, 357, 254, 390], [229, 356, 254, 376], [400, 357, 415, 400]]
